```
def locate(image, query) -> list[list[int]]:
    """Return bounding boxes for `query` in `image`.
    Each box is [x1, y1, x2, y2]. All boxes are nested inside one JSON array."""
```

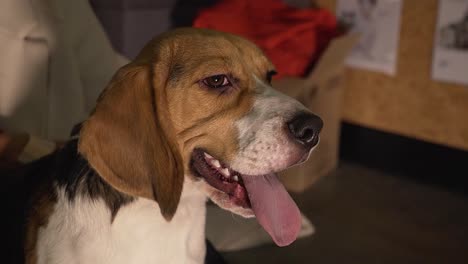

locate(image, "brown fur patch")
[[148, 28, 276, 167]]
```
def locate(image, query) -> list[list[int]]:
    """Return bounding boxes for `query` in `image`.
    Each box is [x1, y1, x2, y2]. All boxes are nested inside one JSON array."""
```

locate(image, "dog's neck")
[[55, 139, 207, 220], [52, 140, 133, 220], [33, 140, 208, 264]]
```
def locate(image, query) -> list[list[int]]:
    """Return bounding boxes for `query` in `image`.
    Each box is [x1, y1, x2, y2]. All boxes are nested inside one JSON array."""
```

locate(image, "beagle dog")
[[22, 28, 323, 264]]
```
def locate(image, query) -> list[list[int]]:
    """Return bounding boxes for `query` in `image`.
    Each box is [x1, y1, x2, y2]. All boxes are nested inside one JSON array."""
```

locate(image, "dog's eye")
[[202, 75, 231, 89], [266, 70, 277, 83]]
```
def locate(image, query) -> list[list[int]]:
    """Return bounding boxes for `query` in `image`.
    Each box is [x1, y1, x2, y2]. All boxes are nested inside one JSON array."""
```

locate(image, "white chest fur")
[[36, 181, 207, 264]]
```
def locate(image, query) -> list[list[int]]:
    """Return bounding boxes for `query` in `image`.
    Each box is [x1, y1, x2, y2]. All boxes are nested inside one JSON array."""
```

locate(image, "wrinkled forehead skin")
[[135, 28, 276, 167]]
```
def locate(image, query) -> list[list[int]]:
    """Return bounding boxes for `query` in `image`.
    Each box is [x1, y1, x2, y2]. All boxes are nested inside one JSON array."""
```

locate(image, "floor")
[[222, 162, 468, 264]]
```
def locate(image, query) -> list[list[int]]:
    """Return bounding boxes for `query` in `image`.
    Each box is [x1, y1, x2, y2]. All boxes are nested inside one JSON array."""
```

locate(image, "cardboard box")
[[275, 34, 358, 192]]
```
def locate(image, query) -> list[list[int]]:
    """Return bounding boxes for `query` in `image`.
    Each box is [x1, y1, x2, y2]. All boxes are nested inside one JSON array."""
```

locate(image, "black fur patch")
[[54, 140, 134, 221]]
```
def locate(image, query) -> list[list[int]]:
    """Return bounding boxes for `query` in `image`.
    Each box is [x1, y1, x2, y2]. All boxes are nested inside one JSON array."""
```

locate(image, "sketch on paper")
[[432, 0, 468, 86], [337, 0, 403, 75]]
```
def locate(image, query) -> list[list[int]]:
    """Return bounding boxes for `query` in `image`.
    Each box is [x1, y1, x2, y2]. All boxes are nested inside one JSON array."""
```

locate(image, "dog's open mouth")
[[190, 148, 302, 247], [191, 149, 251, 208]]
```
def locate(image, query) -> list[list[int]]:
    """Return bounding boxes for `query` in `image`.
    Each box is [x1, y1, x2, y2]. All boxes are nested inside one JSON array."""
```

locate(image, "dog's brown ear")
[[78, 63, 184, 221]]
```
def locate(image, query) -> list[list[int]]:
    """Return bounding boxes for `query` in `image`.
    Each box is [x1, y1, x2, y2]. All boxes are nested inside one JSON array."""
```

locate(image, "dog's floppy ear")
[[78, 62, 184, 221]]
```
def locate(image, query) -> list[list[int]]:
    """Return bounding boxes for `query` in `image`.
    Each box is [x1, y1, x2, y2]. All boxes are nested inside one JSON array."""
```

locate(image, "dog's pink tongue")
[[242, 173, 301, 247]]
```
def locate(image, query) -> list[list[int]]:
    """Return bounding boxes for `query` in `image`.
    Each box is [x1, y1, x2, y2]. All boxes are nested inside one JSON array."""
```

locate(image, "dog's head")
[[79, 28, 322, 246]]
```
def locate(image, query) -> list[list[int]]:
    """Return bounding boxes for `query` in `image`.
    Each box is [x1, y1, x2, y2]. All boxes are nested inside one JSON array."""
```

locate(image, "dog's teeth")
[[220, 168, 230, 177], [204, 152, 213, 159], [233, 175, 239, 182], [211, 159, 221, 168]]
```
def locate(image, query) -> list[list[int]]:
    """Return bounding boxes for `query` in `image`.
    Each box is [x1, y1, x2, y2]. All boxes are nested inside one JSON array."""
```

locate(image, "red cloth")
[[193, 0, 338, 78]]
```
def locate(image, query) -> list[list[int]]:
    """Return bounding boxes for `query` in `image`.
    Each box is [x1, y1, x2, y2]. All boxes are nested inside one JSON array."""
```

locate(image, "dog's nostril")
[[287, 113, 323, 147], [300, 128, 315, 142]]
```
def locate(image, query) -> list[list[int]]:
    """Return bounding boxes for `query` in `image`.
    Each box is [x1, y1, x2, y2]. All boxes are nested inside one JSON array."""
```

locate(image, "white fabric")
[[0, 0, 126, 140]]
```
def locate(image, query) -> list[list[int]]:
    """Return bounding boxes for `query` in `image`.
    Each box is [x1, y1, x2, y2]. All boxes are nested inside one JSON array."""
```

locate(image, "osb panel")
[[317, 0, 468, 151]]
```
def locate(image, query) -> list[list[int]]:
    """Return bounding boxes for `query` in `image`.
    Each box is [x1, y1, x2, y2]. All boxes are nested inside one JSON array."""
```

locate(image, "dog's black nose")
[[287, 113, 323, 147]]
